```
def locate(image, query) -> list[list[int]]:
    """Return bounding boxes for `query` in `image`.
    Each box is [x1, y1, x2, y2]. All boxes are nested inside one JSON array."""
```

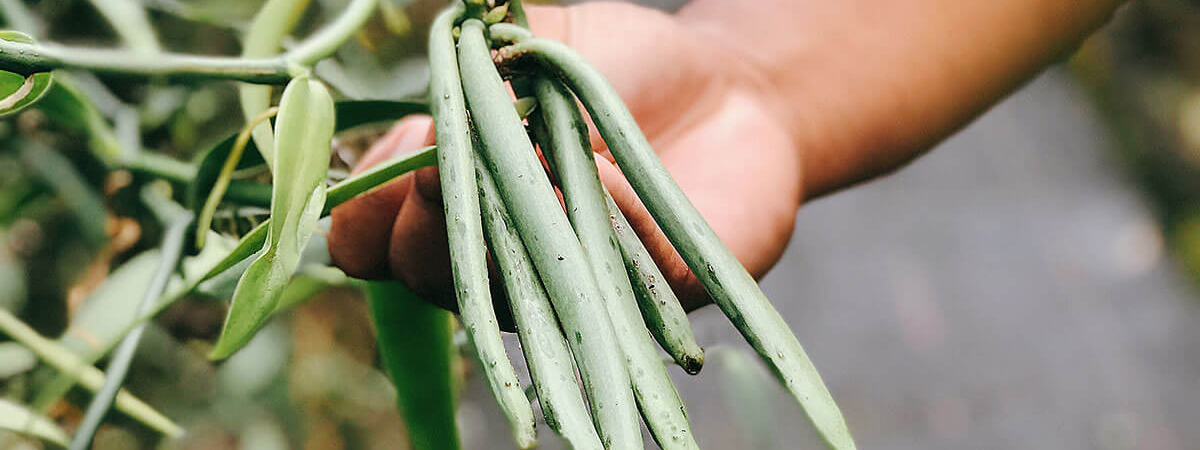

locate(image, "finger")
[[595, 155, 707, 309], [387, 166, 457, 311], [388, 146, 519, 329], [328, 115, 433, 279]]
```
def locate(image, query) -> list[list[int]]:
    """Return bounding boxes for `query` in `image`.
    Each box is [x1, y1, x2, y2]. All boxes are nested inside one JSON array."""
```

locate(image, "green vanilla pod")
[[430, 6, 536, 448], [457, 19, 642, 450], [602, 191, 704, 374], [532, 76, 699, 449], [500, 37, 857, 450], [475, 153, 604, 450]]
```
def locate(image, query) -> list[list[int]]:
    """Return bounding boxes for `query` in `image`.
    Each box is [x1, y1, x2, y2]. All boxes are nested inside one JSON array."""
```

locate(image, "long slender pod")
[[456, 20, 642, 450], [474, 153, 604, 450], [501, 37, 857, 450], [429, 6, 535, 448], [508, 17, 705, 368], [364, 280, 461, 450], [531, 76, 699, 449], [602, 191, 703, 374]]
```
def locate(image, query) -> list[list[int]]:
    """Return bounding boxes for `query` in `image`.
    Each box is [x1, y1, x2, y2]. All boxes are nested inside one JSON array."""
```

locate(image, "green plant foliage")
[[238, 0, 312, 166], [0, 399, 70, 447], [187, 100, 429, 227], [16, 139, 108, 243], [0, 308, 182, 436], [32, 76, 122, 163], [0, 31, 52, 117], [210, 76, 335, 360], [364, 280, 461, 450], [69, 211, 193, 450]]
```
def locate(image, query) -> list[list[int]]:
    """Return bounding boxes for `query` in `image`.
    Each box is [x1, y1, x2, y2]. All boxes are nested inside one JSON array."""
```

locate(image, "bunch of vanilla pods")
[[428, 2, 854, 449]]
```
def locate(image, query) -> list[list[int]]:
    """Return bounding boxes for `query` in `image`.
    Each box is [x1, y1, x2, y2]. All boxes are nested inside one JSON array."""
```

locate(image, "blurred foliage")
[[1072, 0, 1200, 284], [0, 0, 443, 448]]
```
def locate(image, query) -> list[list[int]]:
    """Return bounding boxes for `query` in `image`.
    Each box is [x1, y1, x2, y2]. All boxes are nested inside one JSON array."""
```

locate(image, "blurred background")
[[2, 0, 1200, 449]]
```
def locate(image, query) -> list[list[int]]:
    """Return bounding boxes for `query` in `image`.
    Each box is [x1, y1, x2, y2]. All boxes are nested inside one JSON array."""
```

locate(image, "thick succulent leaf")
[[0, 31, 53, 117], [0, 399, 70, 447], [365, 280, 461, 450], [210, 76, 335, 360]]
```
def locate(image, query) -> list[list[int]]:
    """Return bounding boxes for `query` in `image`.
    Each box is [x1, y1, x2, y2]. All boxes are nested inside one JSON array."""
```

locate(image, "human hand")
[[328, 0, 1123, 311]]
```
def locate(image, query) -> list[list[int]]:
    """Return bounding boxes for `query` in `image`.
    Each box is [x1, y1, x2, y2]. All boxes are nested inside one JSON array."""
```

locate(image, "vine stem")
[[68, 211, 192, 450], [195, 106, 280, 249], [0, 308, 182, 437], [0, 0, 379, 84], [120, 152, 273, 206]]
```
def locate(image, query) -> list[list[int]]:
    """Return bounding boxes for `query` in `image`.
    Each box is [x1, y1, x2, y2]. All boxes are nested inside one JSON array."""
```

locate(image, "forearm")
[[679, 0, 1126, 198]]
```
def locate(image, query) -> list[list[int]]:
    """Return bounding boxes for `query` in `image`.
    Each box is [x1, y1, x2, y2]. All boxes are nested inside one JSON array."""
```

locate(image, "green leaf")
[[0, 399, 70, 447], [58, 252, 162, 358], [715, 346, 780, 450], [0, 342, 36, 378], [210, 76, 335, 360], [364, 280, 461, 450], [16, 139, 108, 243], [33, 75, 122, 164], [238, 0, 313, 166], [187, 100, 429, 238], [33, 233, 236, 410], [188, 135, 268, 213], [0, 31, 52, 117], [68, 212, 192, 450]]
